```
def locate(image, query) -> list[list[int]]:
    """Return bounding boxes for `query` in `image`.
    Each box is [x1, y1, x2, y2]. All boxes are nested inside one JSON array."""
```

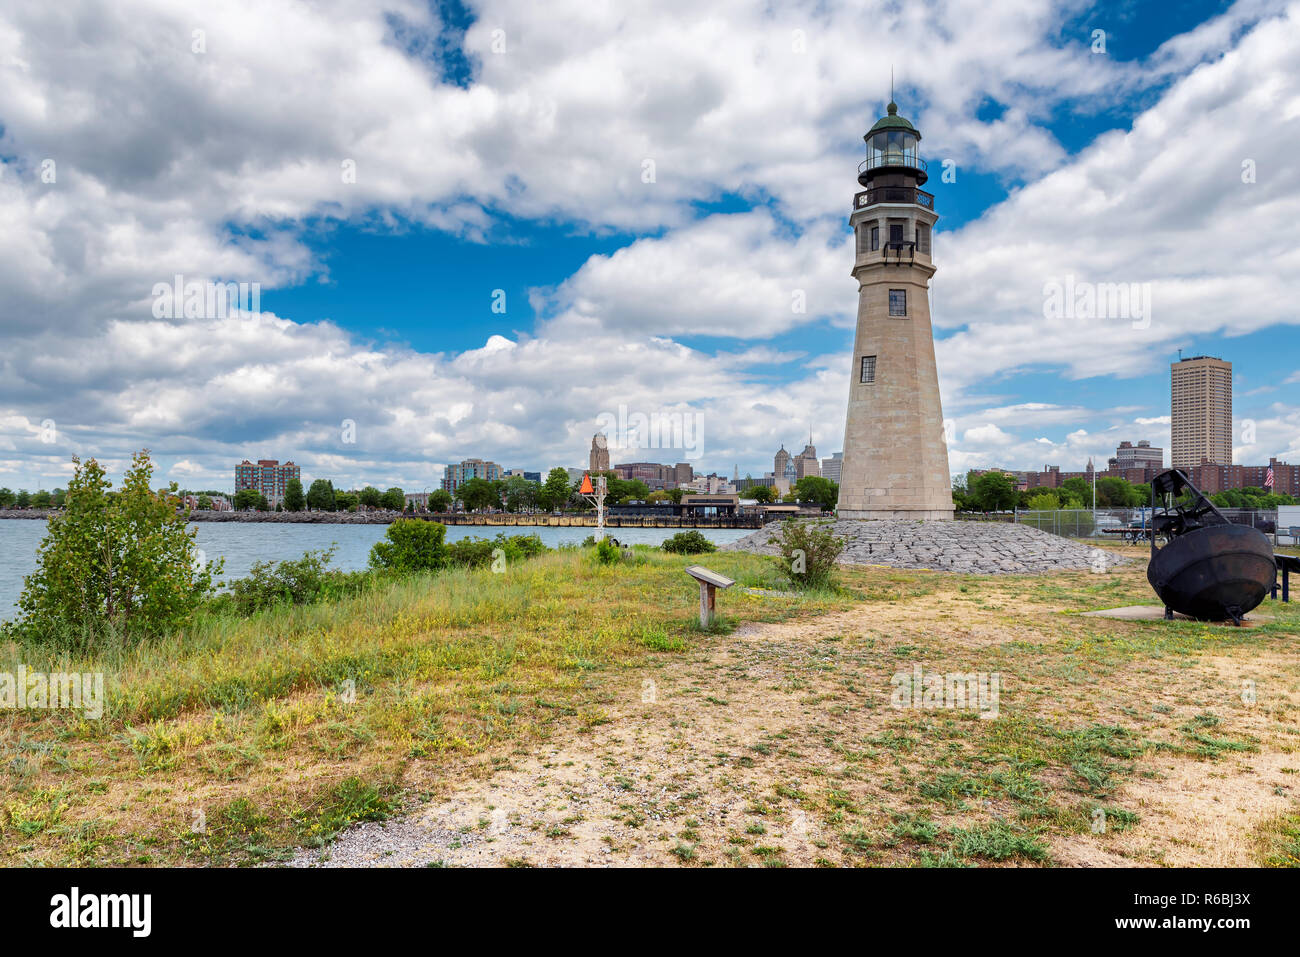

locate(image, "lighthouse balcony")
[[854, 186, 934, 210], [859, 154, 927, 177]]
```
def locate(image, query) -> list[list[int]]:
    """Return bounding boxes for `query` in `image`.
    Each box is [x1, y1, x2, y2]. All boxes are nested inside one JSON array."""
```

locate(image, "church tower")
[[838, 99, 953, 520]]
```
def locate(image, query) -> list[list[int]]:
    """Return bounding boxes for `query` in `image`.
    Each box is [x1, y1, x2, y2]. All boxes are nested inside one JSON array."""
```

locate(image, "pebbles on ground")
[[721, 518, 1129, 575]]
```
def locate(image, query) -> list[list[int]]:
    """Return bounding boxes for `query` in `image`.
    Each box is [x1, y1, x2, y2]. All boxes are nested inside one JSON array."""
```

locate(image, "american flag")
[[1265, 467, 1274, 489]]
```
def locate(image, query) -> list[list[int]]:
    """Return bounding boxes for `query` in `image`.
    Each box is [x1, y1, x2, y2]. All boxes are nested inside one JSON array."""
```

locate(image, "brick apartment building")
[[234, 459, 299, 505], [1000, 456, 1297, 499], [613, 461, 693, 490]]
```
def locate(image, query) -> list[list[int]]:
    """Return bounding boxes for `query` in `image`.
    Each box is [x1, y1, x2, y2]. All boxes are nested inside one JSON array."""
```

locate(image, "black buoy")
[[1147, 470, 1276, 624]]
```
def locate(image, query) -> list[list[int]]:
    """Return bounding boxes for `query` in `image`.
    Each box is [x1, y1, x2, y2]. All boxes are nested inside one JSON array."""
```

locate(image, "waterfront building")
[[441, 458, 503, 493], [234, 459, 299, 506]]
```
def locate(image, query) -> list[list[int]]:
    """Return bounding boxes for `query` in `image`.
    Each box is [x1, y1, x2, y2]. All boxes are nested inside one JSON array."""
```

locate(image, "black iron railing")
[[859, 155, 927, 175], [854, 187, 934, 209]]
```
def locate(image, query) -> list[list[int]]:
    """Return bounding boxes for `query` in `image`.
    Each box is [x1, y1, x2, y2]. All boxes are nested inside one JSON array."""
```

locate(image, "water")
[[0, 520, 752, 617]]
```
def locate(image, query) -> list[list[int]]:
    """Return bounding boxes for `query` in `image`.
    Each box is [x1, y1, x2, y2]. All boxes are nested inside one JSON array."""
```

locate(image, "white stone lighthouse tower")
[[837, 99, 953, 520]]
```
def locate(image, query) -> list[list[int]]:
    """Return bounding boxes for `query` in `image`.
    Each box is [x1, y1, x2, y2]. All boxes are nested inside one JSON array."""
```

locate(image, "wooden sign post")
[[685, 565, 735, 628]]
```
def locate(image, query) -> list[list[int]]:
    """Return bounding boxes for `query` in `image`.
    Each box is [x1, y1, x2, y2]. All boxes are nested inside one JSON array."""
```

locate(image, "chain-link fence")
[[958, 508, 1282, 543]]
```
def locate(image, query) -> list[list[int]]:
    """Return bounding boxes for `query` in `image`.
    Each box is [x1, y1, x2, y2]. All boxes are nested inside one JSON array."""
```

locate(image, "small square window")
[[889, 289, 907, 316], [860, 355, 877, 383]]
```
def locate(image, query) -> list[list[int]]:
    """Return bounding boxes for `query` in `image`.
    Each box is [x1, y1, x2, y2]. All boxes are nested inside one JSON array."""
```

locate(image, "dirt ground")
[[290, 569, 1300, 868]]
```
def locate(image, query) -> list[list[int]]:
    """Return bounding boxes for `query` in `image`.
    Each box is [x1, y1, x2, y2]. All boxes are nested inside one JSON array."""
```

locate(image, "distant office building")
[[506, 469, 542, 482], [681, 472, 734, 494], [565, 467, 586, 485], [235, 459, 299, 506], [589, 434, 610, 473], [736, 476, 776, 494], [773, 445, 791, 479], [613, 461, 693, 490], [795, 439, 820, 479], [822, 452, 843, 484], [1171, 356, 1232, 468], [441, 458, 503, 493], [1116, 440, 1163, 471]]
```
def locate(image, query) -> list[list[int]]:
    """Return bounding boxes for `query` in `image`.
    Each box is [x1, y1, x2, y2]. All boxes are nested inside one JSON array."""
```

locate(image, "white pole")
[[1091, 461, 1098, 539], [596, 474, 607, 542]]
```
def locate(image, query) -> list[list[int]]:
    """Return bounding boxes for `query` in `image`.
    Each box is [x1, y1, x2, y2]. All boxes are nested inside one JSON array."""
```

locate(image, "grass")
[[3, 542, 1297, 867], [0, 548, 849, 865]]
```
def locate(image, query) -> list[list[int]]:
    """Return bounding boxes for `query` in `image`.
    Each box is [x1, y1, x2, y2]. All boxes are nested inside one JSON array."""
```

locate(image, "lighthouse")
[[837, 99, 953, 520]]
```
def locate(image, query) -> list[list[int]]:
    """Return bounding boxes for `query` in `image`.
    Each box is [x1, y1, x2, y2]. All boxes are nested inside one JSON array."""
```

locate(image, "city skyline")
[[1, 2, 1298, 494]]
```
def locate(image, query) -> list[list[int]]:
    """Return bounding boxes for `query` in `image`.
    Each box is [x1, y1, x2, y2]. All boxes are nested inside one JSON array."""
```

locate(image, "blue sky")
[[0, 0, 1297, 492]]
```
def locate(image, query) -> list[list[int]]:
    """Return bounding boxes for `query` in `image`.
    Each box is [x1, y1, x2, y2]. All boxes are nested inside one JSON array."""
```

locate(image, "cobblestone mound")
[[722, 519, 1129, 575]]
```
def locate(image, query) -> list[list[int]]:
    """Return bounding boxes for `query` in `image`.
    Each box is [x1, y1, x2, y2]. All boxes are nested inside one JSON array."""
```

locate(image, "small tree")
[[772, 520, 843, 589], [197, 493, 212, 510], [380, 486, 405, 511], [746, 484, 776, 504], [6, 452, 220, 648], [358, 486, 382, 509], [306, 479, 336, 511], [503, 475, 539, 513], [794, 476, 839, 511], [1026, 491, 1059, 511], [369, 519, 446, 573], [233, 488, 260, 510], [539, 467, 573, 511], [972, 472, 1017, 511], [0, 487, 13, 507], [456, 477, 500, 512], [31, 490, 52, 508], [662, 531, 716, 554], [16, 489, 31, 508], [283, 478, 305, 512], [428, 489, 452, 512]]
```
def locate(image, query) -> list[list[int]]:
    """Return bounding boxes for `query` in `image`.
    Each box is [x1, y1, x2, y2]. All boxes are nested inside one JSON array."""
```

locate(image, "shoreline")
[[0, 509, 762, 529]]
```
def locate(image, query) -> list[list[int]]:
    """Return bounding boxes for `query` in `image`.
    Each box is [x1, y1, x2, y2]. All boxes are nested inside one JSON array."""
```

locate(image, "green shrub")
[[443, 532, 550, 570], [771, 519, 844, 589], [593, 538, 621, 565], [443, 537, 496, 569], [220, 547, 370, 615], [4, 451, 220, 650], [368, 519, 447, 572], [661, 531, 717, 555]]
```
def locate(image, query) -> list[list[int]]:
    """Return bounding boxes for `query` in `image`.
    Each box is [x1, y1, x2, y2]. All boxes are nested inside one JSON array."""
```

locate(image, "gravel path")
[[721, 518, 1129, 574]]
